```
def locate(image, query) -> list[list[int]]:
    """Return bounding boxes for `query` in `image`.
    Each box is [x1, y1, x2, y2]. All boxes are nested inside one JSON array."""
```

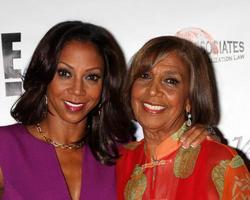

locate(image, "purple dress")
[[0, 124, 116, 199]]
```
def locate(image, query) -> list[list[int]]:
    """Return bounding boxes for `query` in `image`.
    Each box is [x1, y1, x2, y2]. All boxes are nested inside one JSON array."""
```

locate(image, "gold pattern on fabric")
[[212, 160, 230, 199], [142, 160, 166, 169], [124, 141, 142, 150], [230, 155, 245, 169], [232, 173, 250, 200], [174, 145, 201, 178], [171, 122, 189, 141], [124, 164, 147, 200]]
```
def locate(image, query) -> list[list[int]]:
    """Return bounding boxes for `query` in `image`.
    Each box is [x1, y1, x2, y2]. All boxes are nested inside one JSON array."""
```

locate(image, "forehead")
[[58, 40, 104, 69], [150, 52, 190, 76], [60, 40, 99, 56]]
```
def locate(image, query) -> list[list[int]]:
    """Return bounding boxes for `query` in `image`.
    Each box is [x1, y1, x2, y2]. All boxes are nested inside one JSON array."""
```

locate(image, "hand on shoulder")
[[180, 124, 220, 149]]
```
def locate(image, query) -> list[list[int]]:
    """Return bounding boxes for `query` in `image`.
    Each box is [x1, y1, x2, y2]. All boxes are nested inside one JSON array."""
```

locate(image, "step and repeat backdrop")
[[0, 0, 249, 158]]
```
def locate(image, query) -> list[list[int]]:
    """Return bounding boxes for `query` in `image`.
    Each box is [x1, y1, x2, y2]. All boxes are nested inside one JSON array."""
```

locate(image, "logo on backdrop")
[[175, 27, 245, 63], [1, 33, 22, 96], [233, 136, 250, 157], [176, 28, 249, 157]]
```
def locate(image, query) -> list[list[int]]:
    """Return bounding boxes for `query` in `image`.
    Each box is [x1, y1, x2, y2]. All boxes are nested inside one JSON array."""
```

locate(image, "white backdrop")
[[0, 0, 249, 159]]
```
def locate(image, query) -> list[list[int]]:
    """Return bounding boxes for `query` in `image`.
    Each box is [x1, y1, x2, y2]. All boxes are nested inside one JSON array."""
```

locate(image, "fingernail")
[[206, 136, 212, 140], [181, 144, 189, 149], [190, 143, 197, 148]]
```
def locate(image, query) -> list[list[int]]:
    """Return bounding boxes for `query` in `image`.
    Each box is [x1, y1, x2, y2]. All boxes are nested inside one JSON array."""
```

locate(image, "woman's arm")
[[0, 167, 4, 197], [180, 124, 220, 149]]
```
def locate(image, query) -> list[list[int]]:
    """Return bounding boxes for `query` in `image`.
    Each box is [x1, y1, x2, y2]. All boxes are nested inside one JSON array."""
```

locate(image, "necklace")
[[35, 123, 85, 150]]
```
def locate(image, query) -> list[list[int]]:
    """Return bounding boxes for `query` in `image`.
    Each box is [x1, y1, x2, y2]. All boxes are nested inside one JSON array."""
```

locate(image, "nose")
[[148, 79, 162, 97], [70, 77, 86, 96]]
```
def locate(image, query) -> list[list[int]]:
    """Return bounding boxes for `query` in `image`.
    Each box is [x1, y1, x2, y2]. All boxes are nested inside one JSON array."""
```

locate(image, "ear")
[[185, 99, 191, 112]]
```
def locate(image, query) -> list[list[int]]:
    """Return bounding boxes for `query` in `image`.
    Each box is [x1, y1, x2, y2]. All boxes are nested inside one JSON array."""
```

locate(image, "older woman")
[[117, 36, 250, 200]]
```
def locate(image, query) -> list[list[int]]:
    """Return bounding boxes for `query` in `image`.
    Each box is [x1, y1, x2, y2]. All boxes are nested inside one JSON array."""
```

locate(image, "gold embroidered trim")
[[142, 160, 166, 169], [230, 155, 245, 169], [232, 173, 250, 199], [124, 164, 147, 200], [174, 145, 201, 178], [171, 122, 189, 141], [212, 160, 230, 199]]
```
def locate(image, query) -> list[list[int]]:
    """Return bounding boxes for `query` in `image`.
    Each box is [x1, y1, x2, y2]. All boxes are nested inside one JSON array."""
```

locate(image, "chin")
[[141, 122, 165, 131], [62, 115, 87, 125]]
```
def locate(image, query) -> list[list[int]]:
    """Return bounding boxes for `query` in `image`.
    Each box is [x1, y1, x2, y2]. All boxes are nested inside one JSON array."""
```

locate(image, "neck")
[[144, 122, 186, 160], [40, 115, 87, 144], [143, 123, 182, 146]]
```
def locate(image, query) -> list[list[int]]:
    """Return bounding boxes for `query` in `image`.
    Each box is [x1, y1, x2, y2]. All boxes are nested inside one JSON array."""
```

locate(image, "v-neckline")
[[52, 146, 85, 200], [21, 124, 84, 199]]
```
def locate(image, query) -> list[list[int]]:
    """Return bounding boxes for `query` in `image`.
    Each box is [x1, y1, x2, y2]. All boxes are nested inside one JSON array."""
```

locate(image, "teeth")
[[65, 101, 83, 107], [143, 103, 165, 111]]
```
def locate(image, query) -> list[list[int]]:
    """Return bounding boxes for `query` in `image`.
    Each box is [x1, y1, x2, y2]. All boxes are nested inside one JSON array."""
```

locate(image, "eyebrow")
[[58, 61, 74, 69], [164, 71, 181, 76], [58, 61, 103, 72], [150, 67, 181, 75]]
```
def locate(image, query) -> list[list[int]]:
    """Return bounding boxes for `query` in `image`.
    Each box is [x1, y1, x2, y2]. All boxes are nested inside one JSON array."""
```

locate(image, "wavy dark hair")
[[123, 36, 220, 126], [11, 21, 133, 165]]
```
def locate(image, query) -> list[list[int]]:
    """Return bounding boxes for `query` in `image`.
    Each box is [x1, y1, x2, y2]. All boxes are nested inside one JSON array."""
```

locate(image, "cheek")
[[131, 82, 145, 99], [131, 95, 138, 114], [131, 84, 140, 105], [131, 84, 143, 118], [47, 76, 67, 95], [167, 91, 188, 111], [47, 82, 60, 97], [88, 83, 103, 100], [164, 84, 188, 101]]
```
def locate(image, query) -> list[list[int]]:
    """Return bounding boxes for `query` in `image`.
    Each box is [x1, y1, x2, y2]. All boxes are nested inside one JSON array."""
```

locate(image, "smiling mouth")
[[143, 103, 165, 113], [64, 101, 84, 112]]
